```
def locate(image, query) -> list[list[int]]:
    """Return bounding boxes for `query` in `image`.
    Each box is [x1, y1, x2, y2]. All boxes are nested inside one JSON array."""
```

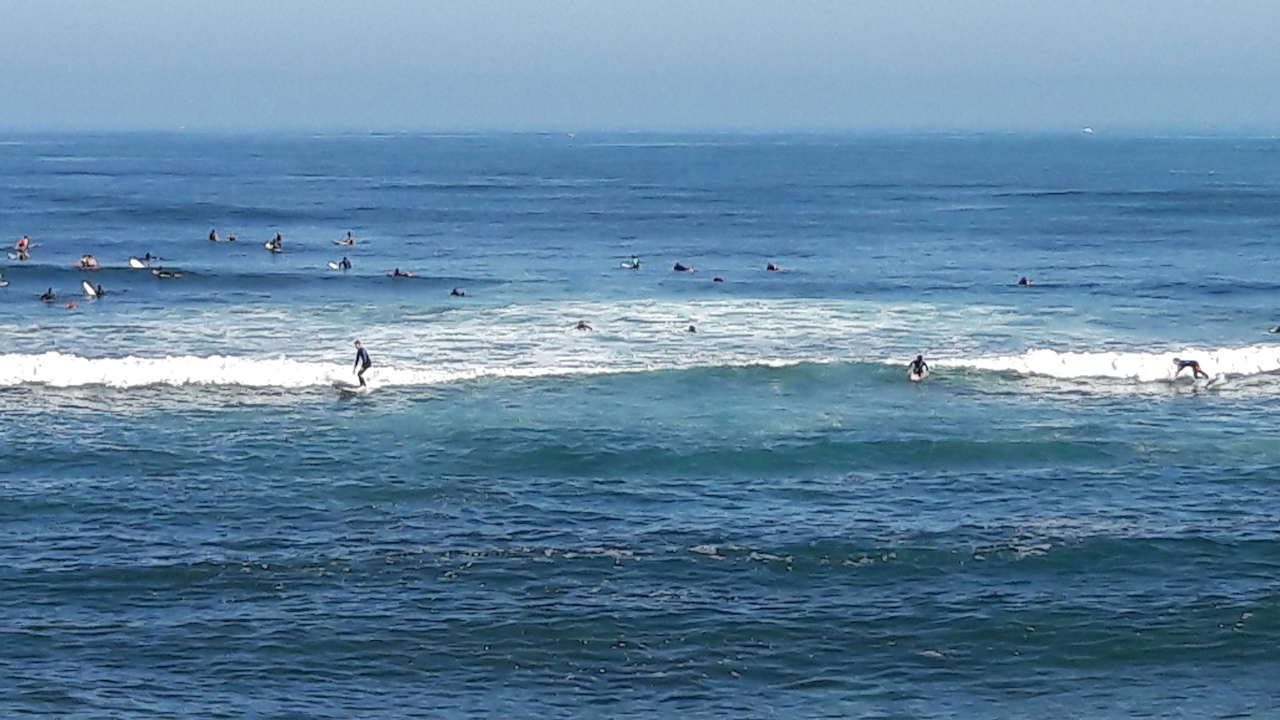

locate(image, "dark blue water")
[[2, 132, 1279, 718]]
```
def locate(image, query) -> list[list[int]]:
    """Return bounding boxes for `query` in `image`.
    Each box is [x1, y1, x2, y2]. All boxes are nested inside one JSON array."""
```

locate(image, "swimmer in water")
[[673, 262, 695, 273], [575, 321, 592, 331], [766, 262, 782, 272], [450, 288, 465, 297], [1172, 358, 1210, 380], [1018, 277, 1031, 286]]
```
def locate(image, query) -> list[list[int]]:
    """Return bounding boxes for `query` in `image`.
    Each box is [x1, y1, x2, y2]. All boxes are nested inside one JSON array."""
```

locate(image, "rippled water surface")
[[2, 133, 1280, 718]]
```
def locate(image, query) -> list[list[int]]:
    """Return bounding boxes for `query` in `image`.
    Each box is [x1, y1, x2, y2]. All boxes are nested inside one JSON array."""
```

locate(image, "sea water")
[[1, 132, 1279, 718]]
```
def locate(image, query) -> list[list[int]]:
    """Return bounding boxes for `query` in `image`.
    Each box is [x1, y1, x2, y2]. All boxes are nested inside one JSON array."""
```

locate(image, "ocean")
[[2, 131, 1279, 718]]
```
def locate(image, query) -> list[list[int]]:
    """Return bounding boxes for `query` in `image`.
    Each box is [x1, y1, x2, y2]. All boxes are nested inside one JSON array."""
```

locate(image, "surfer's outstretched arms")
[[354, 341, 372, 386], [1172, 357, 1209, 379]]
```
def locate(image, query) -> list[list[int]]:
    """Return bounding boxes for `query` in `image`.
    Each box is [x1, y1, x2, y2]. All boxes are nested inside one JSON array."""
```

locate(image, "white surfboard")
[[908, 368, 928, 382], [129, 257, 146, 269], [81, 280, 98, 298], [327, 261, 340, 270]]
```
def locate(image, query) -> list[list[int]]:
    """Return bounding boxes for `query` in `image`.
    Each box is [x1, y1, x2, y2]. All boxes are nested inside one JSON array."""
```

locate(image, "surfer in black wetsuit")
[[354, 341, 372, 386], [39, 287, 56, 302], [908, 355, 929, 378], [1172, 357, 1209, 379], [209, 229, 219, 242], [450, 287, 465, 297], [339, 256, 352, 270]]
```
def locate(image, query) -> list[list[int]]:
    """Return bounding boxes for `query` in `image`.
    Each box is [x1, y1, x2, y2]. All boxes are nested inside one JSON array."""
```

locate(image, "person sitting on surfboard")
[[1172, 358, 1209, 380], [621, 256, 640, 270], [353, 341, 372, 387], [266, 233, 283, 252], [766, 262, 782, 272], [908, 355, 929, 379], [39, 287, 56, 302], [1018, 277, 1031, 286], [337, 232, 355, 246], [389, 268, 413, 277], [15, 235, 30, 251], [673, 262, 694, 272], [79, 254, 99, 269]]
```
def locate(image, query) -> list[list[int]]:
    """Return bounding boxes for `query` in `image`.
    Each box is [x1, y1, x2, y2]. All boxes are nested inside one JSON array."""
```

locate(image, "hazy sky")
[[1, 0, 1277, 133]]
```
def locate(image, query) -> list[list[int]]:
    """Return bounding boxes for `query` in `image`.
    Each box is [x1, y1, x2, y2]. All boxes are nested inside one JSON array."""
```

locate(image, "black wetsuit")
[[1176, 360, 1209, 379], [355, 346, 372, 386], [909, 358, 929, 376]]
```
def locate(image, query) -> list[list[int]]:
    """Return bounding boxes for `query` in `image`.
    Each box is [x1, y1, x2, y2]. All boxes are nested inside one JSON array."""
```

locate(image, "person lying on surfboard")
[[354, 341, 372, 387], [908, 355, 929, 379], [1172, 358, 1209, 379]]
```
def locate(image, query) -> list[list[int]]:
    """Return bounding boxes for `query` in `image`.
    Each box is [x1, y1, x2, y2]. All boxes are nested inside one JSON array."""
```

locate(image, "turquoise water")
[[2, 133, 1279, 718]]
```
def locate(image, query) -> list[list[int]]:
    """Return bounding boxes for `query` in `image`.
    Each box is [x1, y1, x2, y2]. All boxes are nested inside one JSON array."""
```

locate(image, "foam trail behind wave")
[[951, 345, 1280, 382], [0, 351, 805, 390]]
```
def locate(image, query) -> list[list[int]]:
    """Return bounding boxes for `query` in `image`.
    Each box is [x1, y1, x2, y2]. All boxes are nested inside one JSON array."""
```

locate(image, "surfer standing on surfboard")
[[1172, 358, 1209, 379], [354, 341, 372, 387]]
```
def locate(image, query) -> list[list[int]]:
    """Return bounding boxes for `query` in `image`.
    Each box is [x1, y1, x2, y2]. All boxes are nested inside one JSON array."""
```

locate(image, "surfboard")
[[333, 380, 369, 396], [0, 280, 9, 288], [908, 368, 928, 382], [129, 257, 146, 269], [327, 261, 340, 270], [81, 280, 98, 298]]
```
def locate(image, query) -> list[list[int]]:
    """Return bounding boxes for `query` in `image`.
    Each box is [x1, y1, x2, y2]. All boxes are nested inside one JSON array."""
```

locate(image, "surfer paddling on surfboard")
[[354, 341, 372, 387], [908, 355, 929, 381], [1172, 357, 1209, 380]]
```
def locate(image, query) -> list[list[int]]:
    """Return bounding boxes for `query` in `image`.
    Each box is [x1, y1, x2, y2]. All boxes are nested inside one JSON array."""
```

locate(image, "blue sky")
[[1, 0, 1277, 133]]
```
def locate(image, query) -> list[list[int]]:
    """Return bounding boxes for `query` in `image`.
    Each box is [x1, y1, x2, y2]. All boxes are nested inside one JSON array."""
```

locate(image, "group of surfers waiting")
[[6, 236, 1223, 383]]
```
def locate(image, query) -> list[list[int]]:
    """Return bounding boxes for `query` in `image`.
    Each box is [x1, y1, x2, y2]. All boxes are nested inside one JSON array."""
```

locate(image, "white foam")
[[947, 345, 1280, 382]]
